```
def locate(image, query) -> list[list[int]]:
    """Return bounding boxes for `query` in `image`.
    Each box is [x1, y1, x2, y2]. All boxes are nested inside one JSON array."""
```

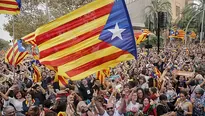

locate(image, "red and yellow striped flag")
[[96, 68, 110, 84], [32, 64, 42, 83], [47, 65, 68, 88], [22, 32, 36, 45], [0, 0, 21, 15], [5, 40, 28, 66], [35, 0, 137, 81]]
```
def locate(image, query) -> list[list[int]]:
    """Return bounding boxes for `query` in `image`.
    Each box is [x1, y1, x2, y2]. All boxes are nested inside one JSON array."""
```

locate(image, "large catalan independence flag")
[[35, 0, 137, 80], [0, 0, 21, 15]]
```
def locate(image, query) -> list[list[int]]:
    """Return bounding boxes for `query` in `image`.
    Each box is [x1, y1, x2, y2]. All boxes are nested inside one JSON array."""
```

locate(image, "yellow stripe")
[[0, 3, 18, 8], [58, 46, 125, 74], [35, 0, 114, 35], [40, 34, 101, 61], [39, 14, 109, 51], [59, 54, 134, 80], [0, 10, 19, 15]]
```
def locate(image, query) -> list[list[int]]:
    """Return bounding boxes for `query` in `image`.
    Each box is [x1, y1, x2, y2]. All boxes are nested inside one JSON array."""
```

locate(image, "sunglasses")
[[106, 107, 113, 110]]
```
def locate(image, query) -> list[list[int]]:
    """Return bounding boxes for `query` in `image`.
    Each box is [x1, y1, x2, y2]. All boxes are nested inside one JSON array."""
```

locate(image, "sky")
[[0, 15, 12, 42]]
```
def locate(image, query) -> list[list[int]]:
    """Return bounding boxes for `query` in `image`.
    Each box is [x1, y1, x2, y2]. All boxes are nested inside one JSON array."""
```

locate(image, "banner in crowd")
[[34, 0, 137, 80], [0, 0, 21, 15], [5, 32, 36, 66], [5, 39, 28, 66]]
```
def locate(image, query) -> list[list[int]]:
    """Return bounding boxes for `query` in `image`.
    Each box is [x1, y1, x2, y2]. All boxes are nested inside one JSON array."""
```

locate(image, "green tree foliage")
[[3, 0, 93, 40], [145, 0, 172, 33], [0, 39, 10, 50], [177, 0, 204, 32]]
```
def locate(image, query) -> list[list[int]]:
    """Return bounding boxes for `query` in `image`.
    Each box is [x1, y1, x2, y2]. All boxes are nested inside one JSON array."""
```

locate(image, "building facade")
[[126, 0, 193, 28]]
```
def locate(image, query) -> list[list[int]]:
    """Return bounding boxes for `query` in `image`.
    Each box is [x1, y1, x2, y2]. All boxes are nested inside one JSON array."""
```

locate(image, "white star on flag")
[[108, 23, 126, 40]]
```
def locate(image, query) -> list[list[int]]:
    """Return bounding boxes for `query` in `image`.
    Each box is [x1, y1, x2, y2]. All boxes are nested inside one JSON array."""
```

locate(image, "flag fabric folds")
[[32, 64, 42, 83], [5, 40, 28, 66], [35, 0, 137, 80], [0, 0, 21, 15], [22, 32, 36, 45]]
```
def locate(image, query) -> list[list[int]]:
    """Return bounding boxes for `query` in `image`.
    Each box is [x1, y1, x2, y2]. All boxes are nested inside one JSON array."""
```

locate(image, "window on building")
[[176, 6, 180, 17]]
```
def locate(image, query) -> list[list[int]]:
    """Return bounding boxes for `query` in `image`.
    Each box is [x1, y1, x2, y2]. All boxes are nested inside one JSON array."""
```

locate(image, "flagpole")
[[12, 16, 16, 79], [45, 0, 50, 22]]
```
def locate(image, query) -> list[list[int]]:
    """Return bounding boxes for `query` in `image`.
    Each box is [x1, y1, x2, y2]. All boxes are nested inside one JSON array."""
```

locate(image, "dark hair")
[[180, 90, 188, 97], [150, 87, 157, 94], [43, 99, 53, 108], [14, 91, 25, 99], [29, 105, 40, 116], [56, 99, 67, 112], [45, 112, 57, 116], [25, 91, 35, 99], [159, 94, 167, 101], [143, 97, 150, 103]]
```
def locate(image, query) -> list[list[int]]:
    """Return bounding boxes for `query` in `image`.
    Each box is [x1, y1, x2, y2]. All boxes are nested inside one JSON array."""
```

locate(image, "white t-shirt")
[[99, 109, 124, 116], [126, 102, 141, 113], [4, 97, 23, 112], [141, 83, 149, 89]]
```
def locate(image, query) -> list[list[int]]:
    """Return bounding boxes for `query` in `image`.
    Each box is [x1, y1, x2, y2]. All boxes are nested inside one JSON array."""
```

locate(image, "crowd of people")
[[0, 41, 205, 116]]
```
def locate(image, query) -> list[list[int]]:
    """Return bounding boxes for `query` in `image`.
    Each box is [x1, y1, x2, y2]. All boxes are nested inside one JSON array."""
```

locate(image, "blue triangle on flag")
[[99, 0, 137, 59]]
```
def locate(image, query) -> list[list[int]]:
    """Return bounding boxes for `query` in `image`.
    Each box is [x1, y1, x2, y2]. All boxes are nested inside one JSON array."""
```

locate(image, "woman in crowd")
[[0, 85, 25, 115], [142, 97, 157, 116], [22, 92, 40, 114], [175, 91, 193, 116]]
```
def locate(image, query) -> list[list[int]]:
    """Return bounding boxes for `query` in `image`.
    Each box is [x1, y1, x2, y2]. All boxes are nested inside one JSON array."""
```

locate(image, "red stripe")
[[36, 3, 114, 45], [58, 76, 67, 87], [41, 42, 111, 66], [66, 50, 128, 77], [24, 34, 35, 41], [40, 26, 104, 59], [0, 6, 19, 11], [0, 1, 18, 5], [97, 72, 100, 79]]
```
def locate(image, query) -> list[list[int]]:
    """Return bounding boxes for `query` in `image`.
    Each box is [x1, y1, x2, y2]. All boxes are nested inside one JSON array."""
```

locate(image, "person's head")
[[123, 84, 130, 93], [139, 76, 146, 85], [50, 70, 56, 78], [45, 112, 57, 116], [149, 87, 157, 94], [82, 79, 88, 86], [41, 71, 47, 79], [106, 103, 115, 116], [67, 94, 74, 104], [179, 76, 185, 82], [143, 97, 150, 106], [3, 106, 16, 116], [14, 91, 24, 99], [179, 91, 188, 101], [77, 101, 88, 115], [43, 99, 53, 108], [195, 88, 204, 98], [137, 88, 144, 99], [195, 74, 204, 84], [28, 105, 40, 116], [131, 91, 138, 102], [159, 94, 168, 104], [25, 92, 34, 101]]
